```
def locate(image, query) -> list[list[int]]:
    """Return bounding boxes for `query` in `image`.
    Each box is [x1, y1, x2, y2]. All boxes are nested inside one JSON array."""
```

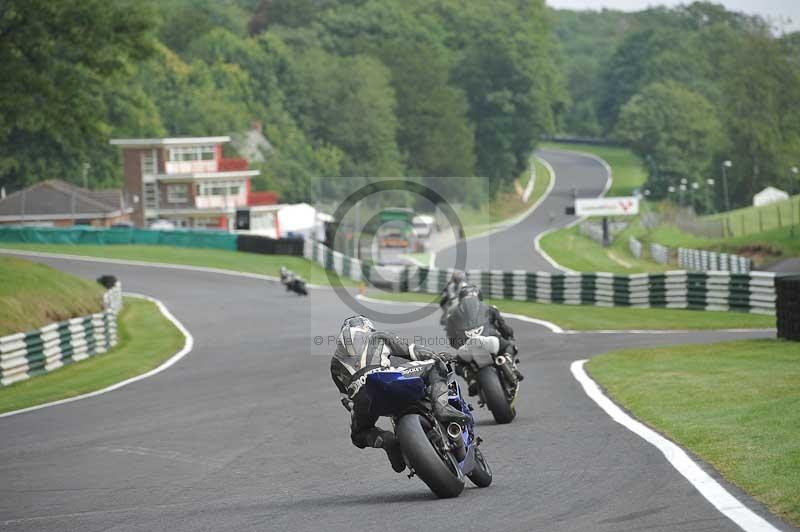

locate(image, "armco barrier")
[[0, 283, 122, 387], [0, 226, 236, 250], [678, 247, 751, 273], [776, 275, 800, 340], [303, 239, 777, 315]]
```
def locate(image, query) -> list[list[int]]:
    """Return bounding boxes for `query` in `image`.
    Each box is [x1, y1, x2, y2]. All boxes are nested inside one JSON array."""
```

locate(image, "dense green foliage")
[[0, 0, 563, 202], [552, 2, 800, 211]]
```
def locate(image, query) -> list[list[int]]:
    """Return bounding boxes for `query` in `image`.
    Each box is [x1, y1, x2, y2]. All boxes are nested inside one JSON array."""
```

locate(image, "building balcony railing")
[[218, 158, 249, 172]]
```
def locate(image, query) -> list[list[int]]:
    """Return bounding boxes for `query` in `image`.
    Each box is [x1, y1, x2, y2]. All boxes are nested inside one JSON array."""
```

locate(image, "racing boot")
[[374, 431, 405, 473], [431, 381, 470, 427]]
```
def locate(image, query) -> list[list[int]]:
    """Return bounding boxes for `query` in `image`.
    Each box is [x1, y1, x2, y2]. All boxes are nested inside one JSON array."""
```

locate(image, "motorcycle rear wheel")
[[478, 366, 516, 424], [396, 414, 465, 498]]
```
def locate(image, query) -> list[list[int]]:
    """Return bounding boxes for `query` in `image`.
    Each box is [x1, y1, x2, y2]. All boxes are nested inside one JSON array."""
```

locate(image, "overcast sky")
[[547, 0, 799, 31]]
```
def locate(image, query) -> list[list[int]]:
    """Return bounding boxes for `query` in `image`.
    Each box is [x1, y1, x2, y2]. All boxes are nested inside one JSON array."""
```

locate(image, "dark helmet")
[[458, 284, 482, 301], [337, 316, 387, 370]]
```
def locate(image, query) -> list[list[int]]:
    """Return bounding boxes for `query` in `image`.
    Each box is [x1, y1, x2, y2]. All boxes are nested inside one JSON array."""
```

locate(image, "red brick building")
[[110, 136, 268, 229]]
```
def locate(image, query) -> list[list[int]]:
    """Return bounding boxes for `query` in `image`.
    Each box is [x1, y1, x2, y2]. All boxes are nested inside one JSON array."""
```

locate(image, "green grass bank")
[[587, 339, 800, 526], [0, 255, 105, 336]]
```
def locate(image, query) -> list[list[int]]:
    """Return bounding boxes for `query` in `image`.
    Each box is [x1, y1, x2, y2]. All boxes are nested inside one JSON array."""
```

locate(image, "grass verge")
[[586, 339, 800, 526], [0, 255, 105, 336], [0, 243, 351, 286], [540, 142, 647, 196], [367, 291, 775, 330], [461, 158, 553, 238], [0, 297, 184, 414], [540, 224, 669, 274]]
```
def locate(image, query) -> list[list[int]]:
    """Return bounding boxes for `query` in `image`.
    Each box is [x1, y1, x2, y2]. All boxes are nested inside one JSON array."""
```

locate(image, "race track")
[[435, 148, 609, 272], [0, 254, 791, 532]]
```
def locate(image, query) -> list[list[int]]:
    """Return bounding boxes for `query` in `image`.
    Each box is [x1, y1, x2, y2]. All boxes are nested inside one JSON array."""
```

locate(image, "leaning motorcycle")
[[446, 296, 520, 424], [363, 357, 492, 498], [456, 335, 518, 424]]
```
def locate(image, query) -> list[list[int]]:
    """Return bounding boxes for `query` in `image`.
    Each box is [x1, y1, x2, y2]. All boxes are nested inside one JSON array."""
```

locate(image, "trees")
[[616, 81, 721, 198], [0, 0, 156, 189]]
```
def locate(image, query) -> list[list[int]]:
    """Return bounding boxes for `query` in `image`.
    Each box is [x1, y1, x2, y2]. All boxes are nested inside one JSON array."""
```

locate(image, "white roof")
[[110, 137, 230, 147]]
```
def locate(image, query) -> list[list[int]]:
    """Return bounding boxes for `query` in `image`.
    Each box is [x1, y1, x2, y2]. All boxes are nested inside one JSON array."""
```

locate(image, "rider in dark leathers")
[[439, 271, 467, 325], [331, 316, 468, 473], [445, 285, 523, 393]]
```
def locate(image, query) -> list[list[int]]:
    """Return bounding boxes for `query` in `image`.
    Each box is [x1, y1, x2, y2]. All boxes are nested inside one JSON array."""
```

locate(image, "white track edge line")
[[355, 295, 564, 333], [533, 149, 614, 273], [570, 359, 782, 532], [0, 292, 194, 419]]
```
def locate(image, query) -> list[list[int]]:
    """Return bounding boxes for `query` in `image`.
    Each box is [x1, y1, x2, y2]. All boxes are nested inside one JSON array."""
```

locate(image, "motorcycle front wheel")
[[467, 447, 492, 487], [396, 414, 465, 498], [478, 366, 516, 424]]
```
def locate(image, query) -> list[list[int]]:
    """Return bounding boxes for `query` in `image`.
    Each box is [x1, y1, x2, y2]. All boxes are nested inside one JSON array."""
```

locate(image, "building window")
[[196, 180, 244, 197], [168, 145, 216, 162], [167, 184, 189, 204]]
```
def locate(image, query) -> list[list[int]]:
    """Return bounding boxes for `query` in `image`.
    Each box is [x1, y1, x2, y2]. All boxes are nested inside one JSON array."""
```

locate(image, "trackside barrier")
[[629, 236, 643, 259], [678, 247, 751, 273], [775, 275, 800, 341], [303, 239, 777, 315], [650, 243, 670, 264], [0, 226, 237, 250], [0, 283, 122, 387]]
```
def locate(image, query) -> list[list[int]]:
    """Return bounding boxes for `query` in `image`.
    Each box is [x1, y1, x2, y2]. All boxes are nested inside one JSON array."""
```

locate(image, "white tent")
[[753, 186, 790, 207]]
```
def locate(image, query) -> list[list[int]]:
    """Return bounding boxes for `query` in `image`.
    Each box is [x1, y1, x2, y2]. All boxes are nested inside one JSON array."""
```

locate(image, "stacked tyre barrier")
[[304, 239, 777, 315], [629, 236, 643, 259], [408, 268, 776, 315], [650, 243, 670, 264], [775, 275, 800, 341], [0, 284, 122, 387], [677, 247, 751, 273]]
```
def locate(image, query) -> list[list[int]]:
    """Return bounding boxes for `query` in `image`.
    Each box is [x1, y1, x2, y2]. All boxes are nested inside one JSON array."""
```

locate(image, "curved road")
[[435, 148, 609, 272], [0, 254, 790, 532]]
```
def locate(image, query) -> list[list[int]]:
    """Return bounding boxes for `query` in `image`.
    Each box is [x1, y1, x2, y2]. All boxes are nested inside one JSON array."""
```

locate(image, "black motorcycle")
[[280, 268, 308, 296], [446, 299, 520, 424]]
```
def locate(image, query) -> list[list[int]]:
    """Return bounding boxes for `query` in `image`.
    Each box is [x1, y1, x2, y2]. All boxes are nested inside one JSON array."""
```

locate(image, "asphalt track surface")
[[435, 148, 609, 272], [1, 254, 793, 532]]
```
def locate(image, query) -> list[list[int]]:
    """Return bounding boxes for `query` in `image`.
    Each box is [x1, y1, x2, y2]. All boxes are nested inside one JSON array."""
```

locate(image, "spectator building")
[[110, 136, 274, 229]]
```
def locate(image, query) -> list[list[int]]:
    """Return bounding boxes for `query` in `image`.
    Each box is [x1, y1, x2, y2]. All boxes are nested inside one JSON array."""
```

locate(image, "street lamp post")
[[721, 160, 732, 212], [706, 178, 715, 213], [679, 178, 687, 208], [791, 166, 798, 238]]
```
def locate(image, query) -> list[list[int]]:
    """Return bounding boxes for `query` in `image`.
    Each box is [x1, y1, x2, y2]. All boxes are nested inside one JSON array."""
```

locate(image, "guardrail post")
[[776, 275, 799, 341]]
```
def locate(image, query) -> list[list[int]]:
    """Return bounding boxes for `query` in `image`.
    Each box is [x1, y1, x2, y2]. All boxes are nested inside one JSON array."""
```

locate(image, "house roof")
[[110, 137, 230, 147], [0, 180, 129, 220]]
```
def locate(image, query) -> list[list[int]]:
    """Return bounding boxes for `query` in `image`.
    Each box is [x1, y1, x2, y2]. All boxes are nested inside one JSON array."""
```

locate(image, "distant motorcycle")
[[363, 356, 492, 497], [280, 267, 308, 296]]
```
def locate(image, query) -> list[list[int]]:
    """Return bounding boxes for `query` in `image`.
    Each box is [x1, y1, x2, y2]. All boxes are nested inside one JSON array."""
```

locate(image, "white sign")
[[575, 196, 639, 216]]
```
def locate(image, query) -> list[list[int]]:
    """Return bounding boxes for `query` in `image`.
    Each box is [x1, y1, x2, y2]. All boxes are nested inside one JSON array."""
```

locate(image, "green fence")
[[0, 226, 237, 251]]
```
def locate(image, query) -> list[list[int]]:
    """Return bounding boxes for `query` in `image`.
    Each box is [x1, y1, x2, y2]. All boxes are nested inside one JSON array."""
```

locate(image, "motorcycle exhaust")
[[446, 422, 466, 461], [495, 355, 518, 384], [494, 355, 508, 366]]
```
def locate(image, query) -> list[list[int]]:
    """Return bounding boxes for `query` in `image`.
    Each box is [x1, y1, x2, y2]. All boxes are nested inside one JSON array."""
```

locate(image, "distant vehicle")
[[149, 219, 175, 230], [111, 221, 134, 228], [412, 215, 435, 239], [381, 229, 409, 248]]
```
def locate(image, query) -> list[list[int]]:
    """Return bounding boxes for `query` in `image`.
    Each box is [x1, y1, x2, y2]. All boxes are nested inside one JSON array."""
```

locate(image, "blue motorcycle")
[[364, 358, 492, 498]]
